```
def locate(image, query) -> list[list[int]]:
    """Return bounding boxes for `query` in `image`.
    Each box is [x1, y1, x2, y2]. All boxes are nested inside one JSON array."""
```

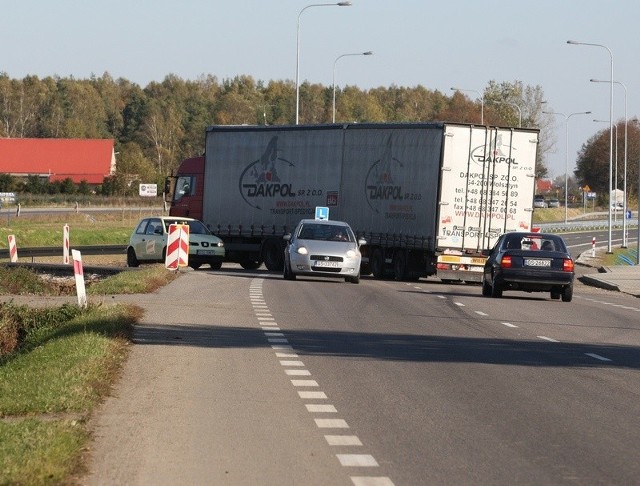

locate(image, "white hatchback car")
[[127, 216, 225, 269], [283, 219, 365, 283]]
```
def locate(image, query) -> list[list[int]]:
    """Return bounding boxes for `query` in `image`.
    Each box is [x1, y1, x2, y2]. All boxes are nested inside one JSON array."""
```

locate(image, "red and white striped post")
[[63, 224, 70, 264], [72, 249, 87, 308], [7, 234, 18, 262], [165, 224, 189, 270], [592, 237, 596, 258]]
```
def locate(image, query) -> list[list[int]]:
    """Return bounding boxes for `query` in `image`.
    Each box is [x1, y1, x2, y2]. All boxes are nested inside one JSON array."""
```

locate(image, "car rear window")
[[504, 234, 566, 252]]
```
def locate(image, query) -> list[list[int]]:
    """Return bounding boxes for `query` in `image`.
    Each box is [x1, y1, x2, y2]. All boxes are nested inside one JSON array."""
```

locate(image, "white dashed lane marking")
[[326, 435, 363, 446], [538, 336, 559, 343], [427, 290, 619, 364], [306, 404, 338, 413], [337, 454, 379, 467], [315, 418, 349, 428], [299, 391, 327, 399], [585, 353, 612, 362], [250, 278, 394, 485]]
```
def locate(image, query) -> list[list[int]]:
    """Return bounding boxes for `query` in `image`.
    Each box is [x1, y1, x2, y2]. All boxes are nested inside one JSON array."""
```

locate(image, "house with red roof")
[[0, 138, 115, 185], [535, 179, 553, 195]]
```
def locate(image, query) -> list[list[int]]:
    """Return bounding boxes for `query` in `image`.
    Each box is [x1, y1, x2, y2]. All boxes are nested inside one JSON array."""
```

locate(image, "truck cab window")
[[175, 176, 194, 201]]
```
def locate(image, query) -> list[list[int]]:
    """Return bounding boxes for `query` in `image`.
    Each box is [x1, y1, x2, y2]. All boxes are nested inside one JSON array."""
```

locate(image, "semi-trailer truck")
[[166, 122, 538, 281]]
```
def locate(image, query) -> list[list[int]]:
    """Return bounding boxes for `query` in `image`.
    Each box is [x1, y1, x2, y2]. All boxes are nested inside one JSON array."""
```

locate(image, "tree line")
[[0, 72, 636, 201]]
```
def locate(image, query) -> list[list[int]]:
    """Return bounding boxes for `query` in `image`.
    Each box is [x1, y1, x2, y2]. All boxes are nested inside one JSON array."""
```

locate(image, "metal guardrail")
[[0, 244, 127, 260]]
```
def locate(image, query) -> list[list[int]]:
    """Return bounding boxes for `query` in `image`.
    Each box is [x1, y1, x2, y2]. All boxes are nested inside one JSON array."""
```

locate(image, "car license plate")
[[525, 258, 551, 267], [315, 261, 339, 267], [197, 250, 216, 256]]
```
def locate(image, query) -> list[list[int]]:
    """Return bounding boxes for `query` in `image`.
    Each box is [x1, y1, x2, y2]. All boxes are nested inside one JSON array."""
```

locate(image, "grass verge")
[[0, 264, 179, 296], [0, 303, 141, 485], [0, 262, 177, 484]]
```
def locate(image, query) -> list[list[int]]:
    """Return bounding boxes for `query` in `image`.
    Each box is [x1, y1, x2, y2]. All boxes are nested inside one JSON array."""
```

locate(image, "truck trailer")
[[166, 122, 538, 281]]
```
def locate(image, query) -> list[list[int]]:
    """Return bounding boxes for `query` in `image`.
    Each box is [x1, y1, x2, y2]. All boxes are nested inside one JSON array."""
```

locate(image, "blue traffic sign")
[[315, 206, 329, 220]]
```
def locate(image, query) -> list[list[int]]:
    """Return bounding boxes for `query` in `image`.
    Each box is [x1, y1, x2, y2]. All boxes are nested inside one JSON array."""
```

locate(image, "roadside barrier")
[[165, 223, 189, 270], [72, 249, 87, 308], [7, 235, 18, 262], [63, 224, 70, 264]]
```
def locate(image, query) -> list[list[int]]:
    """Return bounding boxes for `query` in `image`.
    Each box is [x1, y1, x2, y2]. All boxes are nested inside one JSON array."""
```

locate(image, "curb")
[[578, 274, 620, 292]]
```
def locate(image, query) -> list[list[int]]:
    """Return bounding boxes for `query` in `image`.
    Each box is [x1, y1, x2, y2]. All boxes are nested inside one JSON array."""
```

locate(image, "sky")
[[2, 0, 638, 183]]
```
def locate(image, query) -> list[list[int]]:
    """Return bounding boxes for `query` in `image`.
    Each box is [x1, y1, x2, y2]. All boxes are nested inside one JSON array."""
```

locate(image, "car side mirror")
[[283, 233, 291, 242], [357, 238, 367, 246]]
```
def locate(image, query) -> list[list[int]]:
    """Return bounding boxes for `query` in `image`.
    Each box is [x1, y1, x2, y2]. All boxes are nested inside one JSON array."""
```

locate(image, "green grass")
[[0, 262, 178, 297], [0, 303, 139, 485], [0, 419, 87, 486], [88, 264, 180, 294], [531, 207, 583, 224], [0, 209, 162, 248]]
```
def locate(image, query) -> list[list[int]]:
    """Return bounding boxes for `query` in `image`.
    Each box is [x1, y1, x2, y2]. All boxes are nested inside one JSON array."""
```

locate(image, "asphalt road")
[[82, 263, 640, 485]]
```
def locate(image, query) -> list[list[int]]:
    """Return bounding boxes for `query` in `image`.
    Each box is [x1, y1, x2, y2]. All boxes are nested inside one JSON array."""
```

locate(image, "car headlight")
[[346, 249, 357, 258], [217, 242, 224, 247], [296, 246, 308, 255]]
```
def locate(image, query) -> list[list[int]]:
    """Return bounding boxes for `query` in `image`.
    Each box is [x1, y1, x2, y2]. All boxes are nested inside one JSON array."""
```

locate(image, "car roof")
[[297, 219, 350, 227], [502, 231, 561, 239], [139, 216, 197, 222]]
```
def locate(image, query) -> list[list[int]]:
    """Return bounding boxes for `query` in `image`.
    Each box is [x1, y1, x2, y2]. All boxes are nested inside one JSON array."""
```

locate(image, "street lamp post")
[[450, 87, 484, 124], [295, 2, 352, 125], [543, 110, 591, 224], [594, 119, 619, 225], [592, 78, 628, 247], [332, 51, 373, 123], [493, 100, 522, 127], [567, 40, 614, 253]]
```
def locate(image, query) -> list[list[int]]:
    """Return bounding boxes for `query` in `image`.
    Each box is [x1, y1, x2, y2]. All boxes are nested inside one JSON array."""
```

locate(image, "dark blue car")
[[482, 232, 574, 302]]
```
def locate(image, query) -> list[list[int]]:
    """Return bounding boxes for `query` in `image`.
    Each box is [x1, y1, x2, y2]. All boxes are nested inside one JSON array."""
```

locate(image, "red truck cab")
[[167, 156, 204, 220]]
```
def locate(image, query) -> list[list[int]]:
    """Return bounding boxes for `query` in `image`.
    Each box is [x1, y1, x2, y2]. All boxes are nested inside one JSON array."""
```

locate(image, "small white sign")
[[139, 184, 158, 197]]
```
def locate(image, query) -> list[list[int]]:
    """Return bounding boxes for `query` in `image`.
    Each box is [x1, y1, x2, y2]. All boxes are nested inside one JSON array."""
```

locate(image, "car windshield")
[[298, 223, 353, 242], [163, 219, 210, 235]]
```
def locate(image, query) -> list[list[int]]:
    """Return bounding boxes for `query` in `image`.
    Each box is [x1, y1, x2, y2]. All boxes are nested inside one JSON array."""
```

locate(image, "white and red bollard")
[[7, 234, 18, 263], [165, 223, 189, 270], [72, 249, 87, 308], [63, 224, 70, 264], [592, 237, 596, 257]]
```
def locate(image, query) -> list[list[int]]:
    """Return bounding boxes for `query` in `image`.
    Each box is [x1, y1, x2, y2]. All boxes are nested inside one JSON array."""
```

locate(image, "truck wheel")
[[240, 260, 262, 270], [360, 262, 372, 276], [393, 250, 408, 281], [127, 248, 139, 267], [371, 248, 385, 279], [283, 259, 296, 280], [262, 239, 284, 271]]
